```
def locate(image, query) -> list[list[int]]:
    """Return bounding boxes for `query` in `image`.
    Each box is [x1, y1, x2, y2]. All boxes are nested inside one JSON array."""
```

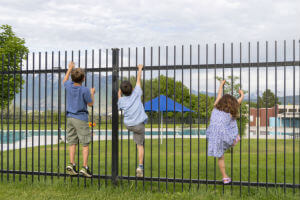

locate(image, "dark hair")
[[71, 68, 85, 83], [215, 94, 240, 118], [120, 81, 133, 96]]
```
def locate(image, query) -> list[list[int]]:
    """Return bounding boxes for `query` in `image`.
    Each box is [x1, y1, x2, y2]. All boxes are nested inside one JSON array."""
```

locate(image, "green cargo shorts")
[[66, 118, 91, 146]]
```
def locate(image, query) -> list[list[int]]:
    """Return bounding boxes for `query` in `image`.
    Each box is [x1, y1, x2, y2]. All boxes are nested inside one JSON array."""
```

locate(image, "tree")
[[216, 76, 248, 136], [0, 25, 29, 108], [258, 89, 279, 108], [124, 75, 215, 123]]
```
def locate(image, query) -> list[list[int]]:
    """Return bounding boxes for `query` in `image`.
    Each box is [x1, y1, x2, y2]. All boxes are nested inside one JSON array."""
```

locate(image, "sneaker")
[[223, 177, 231, 184], [66, 163, 78, 176], [79, 166, 92, 178], [136, 167, 143, 178]]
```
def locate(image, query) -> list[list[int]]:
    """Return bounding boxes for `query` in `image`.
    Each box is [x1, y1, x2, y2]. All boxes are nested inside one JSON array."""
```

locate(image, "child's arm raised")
[[118, 89, 122, 99], [63, 61, 75, 84], [214, 80, 226, 106], [87, 88, 95, 107], [237, 89, 244, 104], [136, 64, 143, 87]]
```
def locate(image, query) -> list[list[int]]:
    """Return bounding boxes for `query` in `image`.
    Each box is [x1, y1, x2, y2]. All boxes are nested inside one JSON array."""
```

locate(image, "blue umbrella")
[[144, 95, 193, 143], [144, 95, 193, 112]]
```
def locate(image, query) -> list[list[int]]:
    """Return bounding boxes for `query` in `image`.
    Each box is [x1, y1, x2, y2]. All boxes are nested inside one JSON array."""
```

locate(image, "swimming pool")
[[0, 129, 207, 144]]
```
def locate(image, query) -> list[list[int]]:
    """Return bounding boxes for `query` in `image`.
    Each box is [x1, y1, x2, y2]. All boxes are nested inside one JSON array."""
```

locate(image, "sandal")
[[223, 177, 231, 184]]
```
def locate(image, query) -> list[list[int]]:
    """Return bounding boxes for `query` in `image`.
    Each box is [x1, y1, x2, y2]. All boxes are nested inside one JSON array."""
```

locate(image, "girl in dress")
[[206, 80, 244, 184]]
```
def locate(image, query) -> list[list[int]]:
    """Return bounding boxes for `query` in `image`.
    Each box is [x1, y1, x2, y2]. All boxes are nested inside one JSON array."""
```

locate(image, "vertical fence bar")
[[173, 45, 176, 192], [127, 48, 130, 186], [214, 44, 216, 191], [51, 51, 54, 183], [120, 48, 123, 186], [32, 52, 35, 182], [70, 51, 74, 183], [239, 42, 242, 195], [135, 47, 138, 189], [197, 44, 200, 191], [77, 50, 80, 186], [256, 42, 260, 188], [298, 40, 300, 193], [283, 40, 286, 193], [274, 41, 277, 187], [19, 54, 23, 181], [98, 49, 101, 189], [44, 52, 48, 182], [13, 54, 16, 182], [222, 43, 225, 194], [84, 50, 87, 187], [158, 46, 161, 191], [7, 55, 10, 181], [58, 51, 61, 180], [181, 45, 184, 192], [25, 53, 28, 179], [189, 45, 192, 191], [105, 49, 108, 187], [205, 44, 208, 190], [1, 55, 3, 181], [142, 47, 146, 190], [111, 48, 119, 186], [38, 52, 41, 181], [248, 42, 251, 193], [166, 46, 169, 191], [265, 41, 268, 192], [230, 43, 233, 193], [150, 46, 153, 191], [91, 49, 94, 185], [64, 51, 67, 182], [292, 39, 296, 194]]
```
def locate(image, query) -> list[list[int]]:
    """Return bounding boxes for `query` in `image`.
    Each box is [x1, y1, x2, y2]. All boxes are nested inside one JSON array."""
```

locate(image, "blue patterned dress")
[[206, 108, 238, 158]]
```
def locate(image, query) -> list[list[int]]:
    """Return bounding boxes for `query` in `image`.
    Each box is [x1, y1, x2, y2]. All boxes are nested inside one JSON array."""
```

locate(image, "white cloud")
[[1, 0, 299, 52], [1, 0, 300, 97]]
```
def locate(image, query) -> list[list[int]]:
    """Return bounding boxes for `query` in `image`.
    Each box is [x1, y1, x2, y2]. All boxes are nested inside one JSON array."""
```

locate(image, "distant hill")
[[13, 77, 300, 114], [15, 74, 112, 114]]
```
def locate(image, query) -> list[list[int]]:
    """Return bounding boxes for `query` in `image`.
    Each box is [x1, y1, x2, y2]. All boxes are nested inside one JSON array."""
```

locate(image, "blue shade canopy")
[[144, 95, 193, 112]]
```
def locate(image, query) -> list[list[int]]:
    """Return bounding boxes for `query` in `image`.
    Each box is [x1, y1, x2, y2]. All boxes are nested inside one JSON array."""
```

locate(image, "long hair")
[[215, 94, 240, 118]]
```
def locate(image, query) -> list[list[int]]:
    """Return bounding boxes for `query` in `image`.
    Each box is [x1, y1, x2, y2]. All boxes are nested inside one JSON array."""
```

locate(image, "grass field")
[[0, 138, 299, 199], [0, 178, 298, 200]]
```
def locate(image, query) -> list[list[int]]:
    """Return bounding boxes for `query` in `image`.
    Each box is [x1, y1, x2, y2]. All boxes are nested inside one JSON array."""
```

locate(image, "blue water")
[[1, 130, 295, 144], [0, 129, 206, 144], [268, 131, 294, 136]]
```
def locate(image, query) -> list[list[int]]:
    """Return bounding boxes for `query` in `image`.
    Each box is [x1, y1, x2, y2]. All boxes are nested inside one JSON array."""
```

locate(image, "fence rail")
[[0, 41, 300, 195]]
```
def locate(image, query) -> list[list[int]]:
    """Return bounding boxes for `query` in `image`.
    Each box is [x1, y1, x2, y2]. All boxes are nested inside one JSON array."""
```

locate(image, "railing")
[[0, 41, 299, 194]]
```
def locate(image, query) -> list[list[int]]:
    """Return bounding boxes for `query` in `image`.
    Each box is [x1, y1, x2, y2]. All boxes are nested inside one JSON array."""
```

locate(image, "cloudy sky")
[[1, 0, 300, 96], [1, 0, 300, 51]]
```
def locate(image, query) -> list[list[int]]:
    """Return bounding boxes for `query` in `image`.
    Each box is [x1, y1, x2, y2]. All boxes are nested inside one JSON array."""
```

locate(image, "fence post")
[[111, 48, 119, 185]]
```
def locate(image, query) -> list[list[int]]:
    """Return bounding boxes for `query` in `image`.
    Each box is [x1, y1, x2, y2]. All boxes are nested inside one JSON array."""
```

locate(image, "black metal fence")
[[0, 41, 300, 194]]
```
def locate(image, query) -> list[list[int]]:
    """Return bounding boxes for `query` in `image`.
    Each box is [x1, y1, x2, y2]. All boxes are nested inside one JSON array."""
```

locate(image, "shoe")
[[136, 167, 143, 178], [79, 166, 92, 178], [66, 163, 78, 176], [223, 177, 231, 184]]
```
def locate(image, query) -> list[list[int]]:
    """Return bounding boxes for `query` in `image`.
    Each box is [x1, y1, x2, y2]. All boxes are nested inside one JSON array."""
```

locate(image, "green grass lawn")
[[0, 178, 298, 200], [0, 138, 299, 199]]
